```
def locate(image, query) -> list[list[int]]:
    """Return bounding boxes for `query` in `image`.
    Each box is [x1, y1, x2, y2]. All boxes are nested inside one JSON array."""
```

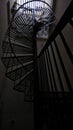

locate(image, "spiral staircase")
[[1, 1, 54, 101]]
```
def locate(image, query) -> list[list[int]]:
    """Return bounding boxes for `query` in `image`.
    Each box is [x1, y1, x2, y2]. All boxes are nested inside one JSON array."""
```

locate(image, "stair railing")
[[38, 1, 73, 99]]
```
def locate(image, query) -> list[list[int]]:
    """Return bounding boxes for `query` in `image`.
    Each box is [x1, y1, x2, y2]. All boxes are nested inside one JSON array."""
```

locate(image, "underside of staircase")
[[1, 0, 54, 102]]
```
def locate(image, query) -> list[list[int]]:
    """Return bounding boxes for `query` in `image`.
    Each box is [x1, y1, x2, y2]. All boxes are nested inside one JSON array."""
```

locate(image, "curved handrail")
[[7, 0, 54, 67]]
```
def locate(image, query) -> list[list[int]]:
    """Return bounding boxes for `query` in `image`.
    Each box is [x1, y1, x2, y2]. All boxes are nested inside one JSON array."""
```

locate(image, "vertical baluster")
[[45, 49, 54, 92], [44, 51, 50, 92], [48, 46, 57, 92], [51, 43, 64, 92], [54, 40, 73, 92]]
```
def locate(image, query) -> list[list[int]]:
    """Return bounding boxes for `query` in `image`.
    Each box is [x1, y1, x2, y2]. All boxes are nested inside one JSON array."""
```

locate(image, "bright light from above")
[[17, 0, 53, 8], [16, 0, 54, 39]]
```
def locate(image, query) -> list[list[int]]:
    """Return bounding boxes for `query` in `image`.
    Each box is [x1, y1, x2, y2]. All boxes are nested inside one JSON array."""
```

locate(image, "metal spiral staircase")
[[1, 1, 54, 101]]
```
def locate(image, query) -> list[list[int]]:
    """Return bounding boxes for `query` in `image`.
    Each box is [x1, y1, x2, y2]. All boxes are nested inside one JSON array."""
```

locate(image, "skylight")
[[17, 0, 53, 7]]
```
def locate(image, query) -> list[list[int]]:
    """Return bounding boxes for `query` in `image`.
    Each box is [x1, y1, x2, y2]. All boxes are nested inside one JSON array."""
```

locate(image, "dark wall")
[[0, 0, 33, 130]]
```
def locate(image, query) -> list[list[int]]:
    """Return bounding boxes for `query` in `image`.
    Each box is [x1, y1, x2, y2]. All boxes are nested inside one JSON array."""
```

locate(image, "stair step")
[[3, 39, 33, 54], [2, 53, 33, 68], [13, 70, 34, 94], [6, 63, 33, 81], [2, 53, 33, 58], [2, 43, 12, 53], [3, 29, 33, 46], [14, 36, 33, 46], [10, 26, 33, 42], [3, 40, 33, 49], [14, 69, 33, 87], [13, 82, 33, 96], [7, 61, 33, 73], [11, 40, 33, 49]]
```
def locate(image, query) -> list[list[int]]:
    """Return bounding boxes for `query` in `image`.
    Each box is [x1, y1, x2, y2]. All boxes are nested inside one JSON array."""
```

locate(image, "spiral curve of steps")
[[1, 0, 54, 101]]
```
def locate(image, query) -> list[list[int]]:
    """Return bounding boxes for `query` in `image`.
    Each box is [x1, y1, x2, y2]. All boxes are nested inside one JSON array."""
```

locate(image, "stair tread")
[[2, 53, 33, 58], [4, 39, 33, 49], [14, 69, 33, 87], [12, 40, 33, 49], [7, 60, 33, 73]]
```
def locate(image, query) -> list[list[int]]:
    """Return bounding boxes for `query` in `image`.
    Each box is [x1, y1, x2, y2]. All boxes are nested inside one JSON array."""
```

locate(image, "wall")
[[0, 0, 15, 45], [0, 0, 33, 130], [54, 0, 72, 24]]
